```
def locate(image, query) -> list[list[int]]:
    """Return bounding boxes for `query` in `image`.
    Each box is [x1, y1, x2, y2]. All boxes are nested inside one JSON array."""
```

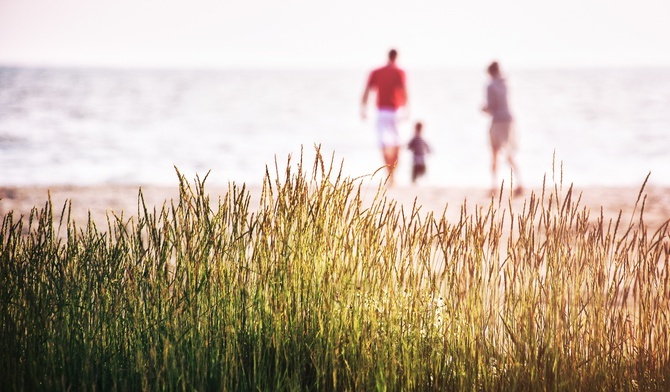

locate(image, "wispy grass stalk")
[[1, 150, 668, 390]]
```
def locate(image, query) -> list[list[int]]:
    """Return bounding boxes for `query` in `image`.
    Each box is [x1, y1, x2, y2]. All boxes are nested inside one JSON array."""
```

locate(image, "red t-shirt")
[[366, 64, 406, 110]]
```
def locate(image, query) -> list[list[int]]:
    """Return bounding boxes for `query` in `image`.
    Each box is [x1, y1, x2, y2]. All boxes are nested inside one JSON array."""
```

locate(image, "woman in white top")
[[482, 61, 523, 197]]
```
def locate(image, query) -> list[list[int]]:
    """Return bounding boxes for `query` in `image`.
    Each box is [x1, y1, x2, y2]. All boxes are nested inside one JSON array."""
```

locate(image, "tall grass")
[[1, 151, 669, 390]]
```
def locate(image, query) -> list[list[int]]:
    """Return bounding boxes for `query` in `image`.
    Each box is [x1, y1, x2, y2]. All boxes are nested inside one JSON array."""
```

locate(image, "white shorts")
[[376, 109, 400, 148]]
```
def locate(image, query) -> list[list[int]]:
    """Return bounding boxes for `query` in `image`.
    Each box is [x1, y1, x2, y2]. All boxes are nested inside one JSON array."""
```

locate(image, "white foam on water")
[[1, 67, 669, 188]]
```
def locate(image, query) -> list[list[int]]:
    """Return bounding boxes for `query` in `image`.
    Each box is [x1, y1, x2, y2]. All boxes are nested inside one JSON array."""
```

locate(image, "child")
[[407, 121, 431, 184]]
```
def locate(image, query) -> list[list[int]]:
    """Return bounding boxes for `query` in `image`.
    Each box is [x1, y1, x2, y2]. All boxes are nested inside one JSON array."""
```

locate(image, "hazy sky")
[[1, 0, 669, 69]]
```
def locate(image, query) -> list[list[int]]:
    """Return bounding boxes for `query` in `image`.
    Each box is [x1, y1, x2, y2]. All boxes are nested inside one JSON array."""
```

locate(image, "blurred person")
[[481, 61, 523, 196], [407, 121, 431, 184], [361, 49, 408, 186]]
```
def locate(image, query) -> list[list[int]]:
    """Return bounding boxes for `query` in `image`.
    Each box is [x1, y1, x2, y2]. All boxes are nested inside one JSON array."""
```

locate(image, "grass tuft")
[[1, 150, 669, 390]]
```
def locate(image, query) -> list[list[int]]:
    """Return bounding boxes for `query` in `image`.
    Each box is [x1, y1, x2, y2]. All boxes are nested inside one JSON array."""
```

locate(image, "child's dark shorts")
[[412, 163, 426, 182]]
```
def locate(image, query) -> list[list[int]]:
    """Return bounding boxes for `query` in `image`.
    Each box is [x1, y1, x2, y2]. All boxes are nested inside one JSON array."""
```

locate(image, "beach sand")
[[1, 183, 669, 235]]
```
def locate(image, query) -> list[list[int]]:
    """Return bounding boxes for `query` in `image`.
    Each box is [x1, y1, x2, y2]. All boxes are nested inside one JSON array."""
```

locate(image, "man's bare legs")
[[383, 145, 400, 186]]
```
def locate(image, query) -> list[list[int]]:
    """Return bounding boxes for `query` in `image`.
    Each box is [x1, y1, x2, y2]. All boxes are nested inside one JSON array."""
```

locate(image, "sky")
[[1, 0, 669, 70]]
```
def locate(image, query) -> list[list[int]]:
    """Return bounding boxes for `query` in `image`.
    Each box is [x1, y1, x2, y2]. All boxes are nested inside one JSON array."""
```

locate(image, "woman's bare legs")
[[491, 147, 523, 197]]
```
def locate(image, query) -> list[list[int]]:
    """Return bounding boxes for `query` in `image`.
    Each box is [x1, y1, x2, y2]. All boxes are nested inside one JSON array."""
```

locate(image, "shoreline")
[[1, 184, 669, 233]]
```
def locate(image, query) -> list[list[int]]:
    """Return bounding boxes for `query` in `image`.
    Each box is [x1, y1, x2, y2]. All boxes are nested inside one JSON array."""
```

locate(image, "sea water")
[[1, 66, 669, 188]]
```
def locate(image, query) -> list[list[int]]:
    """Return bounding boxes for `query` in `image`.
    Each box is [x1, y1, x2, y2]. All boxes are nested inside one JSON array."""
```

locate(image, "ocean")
[[1, 66, 669, 188]]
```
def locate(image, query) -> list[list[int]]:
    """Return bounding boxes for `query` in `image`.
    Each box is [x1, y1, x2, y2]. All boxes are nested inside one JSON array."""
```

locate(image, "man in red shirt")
[[361, 49, 408, 186]]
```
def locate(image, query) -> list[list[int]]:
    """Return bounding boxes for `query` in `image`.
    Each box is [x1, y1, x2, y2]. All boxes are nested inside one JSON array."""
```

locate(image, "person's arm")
[[361, 86, 371, 120], [399, 69, 408, 106], [482, 84, 494, 115], [398, 71, 409, 121], [361, 73, 374, 120], [399, 84, 407, 107]]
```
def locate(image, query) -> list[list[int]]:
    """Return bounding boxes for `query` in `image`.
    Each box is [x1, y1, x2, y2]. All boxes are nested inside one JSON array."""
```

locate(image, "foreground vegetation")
[[1, 153, 669, 391]]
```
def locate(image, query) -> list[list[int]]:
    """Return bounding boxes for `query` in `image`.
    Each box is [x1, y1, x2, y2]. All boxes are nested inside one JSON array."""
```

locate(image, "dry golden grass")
[[1, 151, 668, 390]]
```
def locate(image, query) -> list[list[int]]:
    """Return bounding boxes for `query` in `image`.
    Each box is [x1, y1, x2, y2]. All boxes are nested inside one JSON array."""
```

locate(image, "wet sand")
[[1, 184, 669, 234]]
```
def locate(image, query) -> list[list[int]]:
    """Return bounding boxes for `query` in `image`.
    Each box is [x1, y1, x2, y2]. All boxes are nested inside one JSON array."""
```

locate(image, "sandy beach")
[[1, 183, 669, 234]]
